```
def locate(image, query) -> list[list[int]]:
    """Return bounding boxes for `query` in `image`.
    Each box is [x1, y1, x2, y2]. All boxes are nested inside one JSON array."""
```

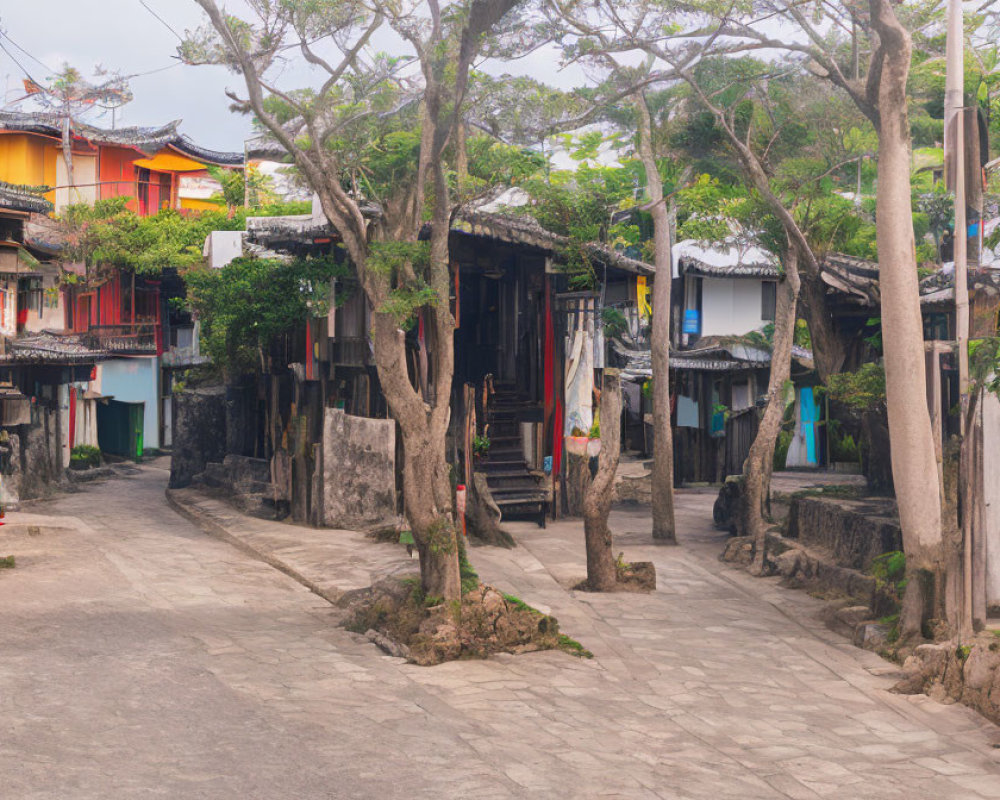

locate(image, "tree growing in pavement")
[[702, 0, 953, 639], [182, 0, 526, 601]]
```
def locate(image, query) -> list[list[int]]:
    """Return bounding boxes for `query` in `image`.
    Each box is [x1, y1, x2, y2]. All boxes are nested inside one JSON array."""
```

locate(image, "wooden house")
[[190, 202, 653, 527], [0, 186, 104, 504], [0, 111, 243, 215], [0, 112, 243, 455]]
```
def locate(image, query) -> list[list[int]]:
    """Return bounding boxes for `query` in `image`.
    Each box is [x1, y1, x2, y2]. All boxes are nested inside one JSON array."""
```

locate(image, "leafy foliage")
[[824, 364, 887, 414], [60, 199, 307, 278], [969, 338, 1000, 398], [522, 162, 641, 289], [70, 444, 101, 468], [184, 254, 348, 373], [206, 164, 278, 210]]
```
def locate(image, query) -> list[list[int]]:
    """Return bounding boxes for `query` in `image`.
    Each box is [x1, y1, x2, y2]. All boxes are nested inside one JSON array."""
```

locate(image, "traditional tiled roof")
[[0, 333, 106, 364], [452, 210, 654, 276], [246, 213, 337, 246], [240, 201, 656, 275], [0, 181, 52, 214], [170, 135, 244, 166], [615, 339, 813, 381], [820, 251, 1000, 307], [0, 111, 242, 164], [819, 253, 881, 304], [674, 239, 780, 279], [0, 111, 181, 155]]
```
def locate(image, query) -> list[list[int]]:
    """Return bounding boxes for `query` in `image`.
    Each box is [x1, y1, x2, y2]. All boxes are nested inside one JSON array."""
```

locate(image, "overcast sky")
[[0, 1, 590, 156], [0, 1, 261, 151]]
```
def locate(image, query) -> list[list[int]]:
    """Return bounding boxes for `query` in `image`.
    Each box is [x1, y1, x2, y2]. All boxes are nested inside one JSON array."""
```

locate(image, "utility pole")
[[946, 0, 974, 640], [946, 0, 968, 425]]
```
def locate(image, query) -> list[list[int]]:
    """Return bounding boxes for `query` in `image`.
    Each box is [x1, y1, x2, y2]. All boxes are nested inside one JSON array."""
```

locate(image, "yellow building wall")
[[0, 134, 59, 209], [134, 150, 208, 173], [0, 134, 47, 185], [179, 197, 224, 212]]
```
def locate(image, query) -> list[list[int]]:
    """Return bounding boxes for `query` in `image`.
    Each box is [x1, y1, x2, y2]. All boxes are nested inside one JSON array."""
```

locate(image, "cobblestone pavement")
[[2, 461, 1000, 799]]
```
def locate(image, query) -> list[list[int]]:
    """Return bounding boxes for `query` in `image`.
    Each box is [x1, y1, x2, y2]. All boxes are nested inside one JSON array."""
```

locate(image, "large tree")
[[183, 0, 522, 601], [708, 0, 950, 638], [543, 2, 857, 558]]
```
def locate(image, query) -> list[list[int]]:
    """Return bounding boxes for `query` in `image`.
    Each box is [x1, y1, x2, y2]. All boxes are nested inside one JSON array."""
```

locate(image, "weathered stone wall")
[[322, 408, 396, 529], [896, 640, 1000, 726], [1, 406, 63, 506], [786, 496, 901, 571], [224, 384, 257, 458], [169, 387, 226, 489]]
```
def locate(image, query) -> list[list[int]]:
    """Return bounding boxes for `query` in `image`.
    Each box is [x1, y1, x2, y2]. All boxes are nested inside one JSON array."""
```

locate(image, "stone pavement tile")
[[949, 774, 1000, 797], [5, 463, 1000, 799]]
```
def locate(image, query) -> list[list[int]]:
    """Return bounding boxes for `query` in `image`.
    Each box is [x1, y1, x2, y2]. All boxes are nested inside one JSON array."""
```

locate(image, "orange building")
[[0, 111, 243, 216]]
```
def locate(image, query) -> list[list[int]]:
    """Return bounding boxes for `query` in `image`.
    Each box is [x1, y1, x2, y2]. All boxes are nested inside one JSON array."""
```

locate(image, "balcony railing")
[[87, 323, 159, 354]]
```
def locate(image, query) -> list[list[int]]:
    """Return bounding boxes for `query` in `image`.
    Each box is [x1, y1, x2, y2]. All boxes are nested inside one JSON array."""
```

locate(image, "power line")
[[138, 0, 183, 42], [128, 62, 182, 80], [0, 36, 40, 87], [0, 28, 54, 75]]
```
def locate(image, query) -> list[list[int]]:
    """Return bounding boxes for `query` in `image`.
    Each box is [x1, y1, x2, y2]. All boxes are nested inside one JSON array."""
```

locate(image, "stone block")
[[963, 647, 1000, 691], [853, 622, 888, 650]]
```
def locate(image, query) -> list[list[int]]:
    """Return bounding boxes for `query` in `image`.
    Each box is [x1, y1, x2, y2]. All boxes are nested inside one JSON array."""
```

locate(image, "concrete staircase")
[[480, 387, 548, 527]]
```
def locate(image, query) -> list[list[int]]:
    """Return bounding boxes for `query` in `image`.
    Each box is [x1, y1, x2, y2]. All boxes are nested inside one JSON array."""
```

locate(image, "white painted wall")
[[983, 389, 1000, 610], [0, 277, 17, 337], [699, 278, 770, 337], [55, 154, 97, 212], [23, 268, 65, 333], [203, 230, 245, 269]]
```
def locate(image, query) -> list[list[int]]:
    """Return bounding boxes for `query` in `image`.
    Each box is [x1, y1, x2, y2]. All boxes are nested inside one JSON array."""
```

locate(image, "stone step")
[[222, 454, 271, 485], [487, 475, 539, 489]]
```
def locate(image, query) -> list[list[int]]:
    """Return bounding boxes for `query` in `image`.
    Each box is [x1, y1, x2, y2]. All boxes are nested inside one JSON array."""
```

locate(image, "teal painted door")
[[97, 400, 145, 461]]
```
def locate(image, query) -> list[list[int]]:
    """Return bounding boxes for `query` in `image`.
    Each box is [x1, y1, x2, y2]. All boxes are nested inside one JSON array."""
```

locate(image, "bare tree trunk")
[[582, 369, 621, 591], [635, 94, 676, 543], [455, 121, 469, 195], [371, 308, 460, 600], [402, 427, 461, 599], [367, 151, 462, 601], [869, 0, 946, 639], [798, 270, 848, 383], [747, 250, 800, 574], [61, 115, 77, 205]]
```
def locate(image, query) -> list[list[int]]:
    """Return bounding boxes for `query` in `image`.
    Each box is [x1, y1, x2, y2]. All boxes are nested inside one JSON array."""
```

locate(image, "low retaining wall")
[[322, 408, 396, 529], [787, 496, 901, 571]]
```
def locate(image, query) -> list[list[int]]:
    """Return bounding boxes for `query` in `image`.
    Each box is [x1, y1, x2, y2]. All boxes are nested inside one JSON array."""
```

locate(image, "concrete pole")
[[946, 0, 969, 419], [946, 0, 973, 639]]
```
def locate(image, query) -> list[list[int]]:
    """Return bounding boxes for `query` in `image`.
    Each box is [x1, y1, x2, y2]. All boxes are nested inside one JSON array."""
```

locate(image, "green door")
[[130, 403, 144, 460], [97, 400, 145, 461]]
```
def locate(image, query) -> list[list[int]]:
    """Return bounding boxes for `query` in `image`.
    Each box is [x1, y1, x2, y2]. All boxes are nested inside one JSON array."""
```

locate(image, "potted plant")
[[70, 444, 102, 471], [472, 434, 491, 461]]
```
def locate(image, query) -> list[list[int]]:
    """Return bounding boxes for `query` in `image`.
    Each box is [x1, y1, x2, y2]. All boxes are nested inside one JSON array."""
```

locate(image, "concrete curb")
[[165, 487, 343, 606]]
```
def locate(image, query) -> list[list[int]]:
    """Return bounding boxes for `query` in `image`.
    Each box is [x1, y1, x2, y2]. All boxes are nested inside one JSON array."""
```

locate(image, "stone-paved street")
[[2, 460, 1000, 799]]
